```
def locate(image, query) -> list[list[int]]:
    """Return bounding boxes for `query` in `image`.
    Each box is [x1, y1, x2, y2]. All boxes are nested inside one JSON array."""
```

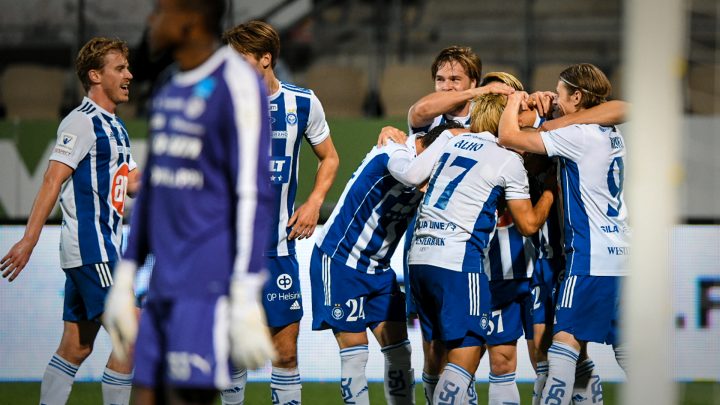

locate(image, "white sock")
[[465, 377, 478, 405], [488, 372, 520, 405], [340, 345, 369, 405], [382, 339, 414, 405], [221, 368, 247, 405], [422, 372, 439, 404], [40, 354, 78, 405], [433, 363, 471, 405], [101, 367, 133, 405], [271, 367, 302, 405], [532, 361, 549, 405], [541, 342, 579, 405], [572, 359, 603, 404]]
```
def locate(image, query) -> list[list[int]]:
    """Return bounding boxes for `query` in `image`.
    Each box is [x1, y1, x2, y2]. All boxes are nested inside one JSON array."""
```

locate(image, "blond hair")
[[470, 71, 524, 135], [224, 20, 280, 68], [75, 37, 129, 92]]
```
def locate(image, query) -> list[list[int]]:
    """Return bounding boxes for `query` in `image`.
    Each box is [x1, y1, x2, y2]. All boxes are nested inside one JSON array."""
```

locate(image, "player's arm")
[[409, 82, 515, 128], [288, 136, 339, 240], [541, 100, 629, 131], [127, 168, 141, 198], [506, 191, 554, 236], [498, 92, 548, 155], [1, 161, 72, 281], [387, 129, 455, 187]]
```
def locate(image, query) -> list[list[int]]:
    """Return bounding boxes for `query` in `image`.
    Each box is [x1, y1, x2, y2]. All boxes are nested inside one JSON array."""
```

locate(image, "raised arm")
[[498, 92, 548, 154], [409, 82, 515, 128], [542, 100, 629, 131], [1, 160, 72, 281]]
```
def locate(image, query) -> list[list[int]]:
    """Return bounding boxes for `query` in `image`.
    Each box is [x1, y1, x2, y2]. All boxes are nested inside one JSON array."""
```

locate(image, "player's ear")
[[88, 69, 102, 86], [261, 52, 272, 70]]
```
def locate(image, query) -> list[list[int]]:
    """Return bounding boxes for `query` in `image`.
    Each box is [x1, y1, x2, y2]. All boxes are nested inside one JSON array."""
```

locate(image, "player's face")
[[148, 0, 192, 56], [98, 50, 132, 106], [434, 61, 476, 92], [241, 52, 263, 74], [554, 80, 580, 116]]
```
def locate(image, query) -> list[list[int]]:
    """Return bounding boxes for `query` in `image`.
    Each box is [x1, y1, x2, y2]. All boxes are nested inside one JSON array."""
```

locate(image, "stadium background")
[[0, 0, 718, 404]]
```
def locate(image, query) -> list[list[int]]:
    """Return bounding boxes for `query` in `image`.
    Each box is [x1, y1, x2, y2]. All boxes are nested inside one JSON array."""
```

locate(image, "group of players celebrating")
[[0, 1, 630, 404]]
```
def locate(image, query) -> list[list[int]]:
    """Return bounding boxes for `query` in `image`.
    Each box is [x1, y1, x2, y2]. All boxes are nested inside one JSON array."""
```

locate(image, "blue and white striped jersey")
[[484, 210, 536, 281], [267, 82, 330, 257], [123, 47, 273, 300], [316, 132, 454, 274], [49, 97, 137, 268], [408, 108, 471, 136], [408, 132, 530, 273], [541, 124, 630, 276]]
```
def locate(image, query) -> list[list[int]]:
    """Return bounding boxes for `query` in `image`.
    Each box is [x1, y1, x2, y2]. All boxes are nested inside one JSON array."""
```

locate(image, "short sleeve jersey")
[[409, 132, 530, 273], [49, 97, 137, 268], [540, 124, 630, 276]]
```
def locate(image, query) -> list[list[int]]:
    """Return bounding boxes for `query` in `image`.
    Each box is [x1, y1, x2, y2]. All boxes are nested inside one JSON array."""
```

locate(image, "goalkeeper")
[[104, 0, 276, 404]]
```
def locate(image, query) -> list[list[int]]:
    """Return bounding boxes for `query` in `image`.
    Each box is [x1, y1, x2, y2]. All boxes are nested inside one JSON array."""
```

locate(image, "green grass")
[[3, 381, 720, 404]]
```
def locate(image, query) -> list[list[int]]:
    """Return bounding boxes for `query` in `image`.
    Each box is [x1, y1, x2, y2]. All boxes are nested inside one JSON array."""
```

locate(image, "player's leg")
[[571, 348, 604, 405], [532, 323, 551, 405], [102, 306, 139, 405], [41, 320, 100, 405], [270, 322, 301, 405], [336, 331, 371, 405], [531, 257, 561, 405], [421, 339, 446, 404], [487, 342, 520, 405], [434, 345, 483, 405], [371, 321, 414, 405]]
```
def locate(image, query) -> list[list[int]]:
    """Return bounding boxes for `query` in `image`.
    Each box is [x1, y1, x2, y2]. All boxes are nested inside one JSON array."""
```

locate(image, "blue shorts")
[[530, 256, 565, 326], [63, 262, 115, 322], [409, 264, 487, 349], [485, 278, 533, 343], [310, 246, 406, 333], [554, 274, 622, 345], [262, 255, 303, 328], [133, 296, 231, 390]]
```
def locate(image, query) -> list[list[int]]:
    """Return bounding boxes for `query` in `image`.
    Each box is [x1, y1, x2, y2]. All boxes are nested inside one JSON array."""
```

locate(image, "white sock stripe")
[[49, 357, 78, 377], [548, 343, 580, 361], [488, 372, 516, 383], [231, 369, 248, 378], [422, 372, 439, 383], [101, 375, 133, 386], [445, 363, 472, 380], [380, 339, 411, 353], [340, 345, 369, 356]]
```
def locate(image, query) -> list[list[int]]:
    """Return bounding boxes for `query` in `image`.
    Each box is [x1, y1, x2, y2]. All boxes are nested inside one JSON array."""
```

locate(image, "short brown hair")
[[431, 46, 482, 87], [224, 20, 280, 69], [75, 37, 129, 92], [480, 71, 524, 91], [559, 63, 611, 109]]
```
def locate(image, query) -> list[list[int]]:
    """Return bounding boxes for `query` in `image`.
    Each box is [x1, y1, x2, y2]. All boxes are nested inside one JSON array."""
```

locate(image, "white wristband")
[[532, 111, 546, 129]]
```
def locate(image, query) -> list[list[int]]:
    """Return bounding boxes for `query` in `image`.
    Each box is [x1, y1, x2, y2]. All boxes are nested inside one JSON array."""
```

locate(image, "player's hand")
[[287, 200, 322, 240], [528, 91, 557, 118], [1, 239, 35, 282], [229, 273, 276, 369], [376, 126, 408, 147], [476, 82, 515, 96], [103, 260, 138, 363], [507, 91, 529, 108]]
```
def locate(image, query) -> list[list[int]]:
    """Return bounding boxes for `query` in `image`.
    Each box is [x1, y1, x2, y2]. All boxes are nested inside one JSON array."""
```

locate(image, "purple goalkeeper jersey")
[[124, 47, 273, 300]]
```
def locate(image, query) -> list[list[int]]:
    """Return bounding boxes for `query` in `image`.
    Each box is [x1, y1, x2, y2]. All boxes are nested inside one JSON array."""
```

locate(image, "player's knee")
[[273, 345, 298, 368], [57, 342, 93, 364]]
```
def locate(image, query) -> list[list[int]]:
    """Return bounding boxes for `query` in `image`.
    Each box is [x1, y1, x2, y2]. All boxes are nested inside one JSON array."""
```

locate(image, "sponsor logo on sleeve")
[[53, 133, 77, 156]]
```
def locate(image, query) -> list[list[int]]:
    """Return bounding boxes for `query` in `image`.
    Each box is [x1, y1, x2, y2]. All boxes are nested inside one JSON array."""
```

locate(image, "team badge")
[[286, 112, 298, 125], [276, 273, 293, 290], [480, 314, 489, 330], [332, 306, 344, 320]]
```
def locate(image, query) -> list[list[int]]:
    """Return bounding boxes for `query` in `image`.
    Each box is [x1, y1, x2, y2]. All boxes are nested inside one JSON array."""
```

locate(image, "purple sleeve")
[[224, 56, 274, 277]]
